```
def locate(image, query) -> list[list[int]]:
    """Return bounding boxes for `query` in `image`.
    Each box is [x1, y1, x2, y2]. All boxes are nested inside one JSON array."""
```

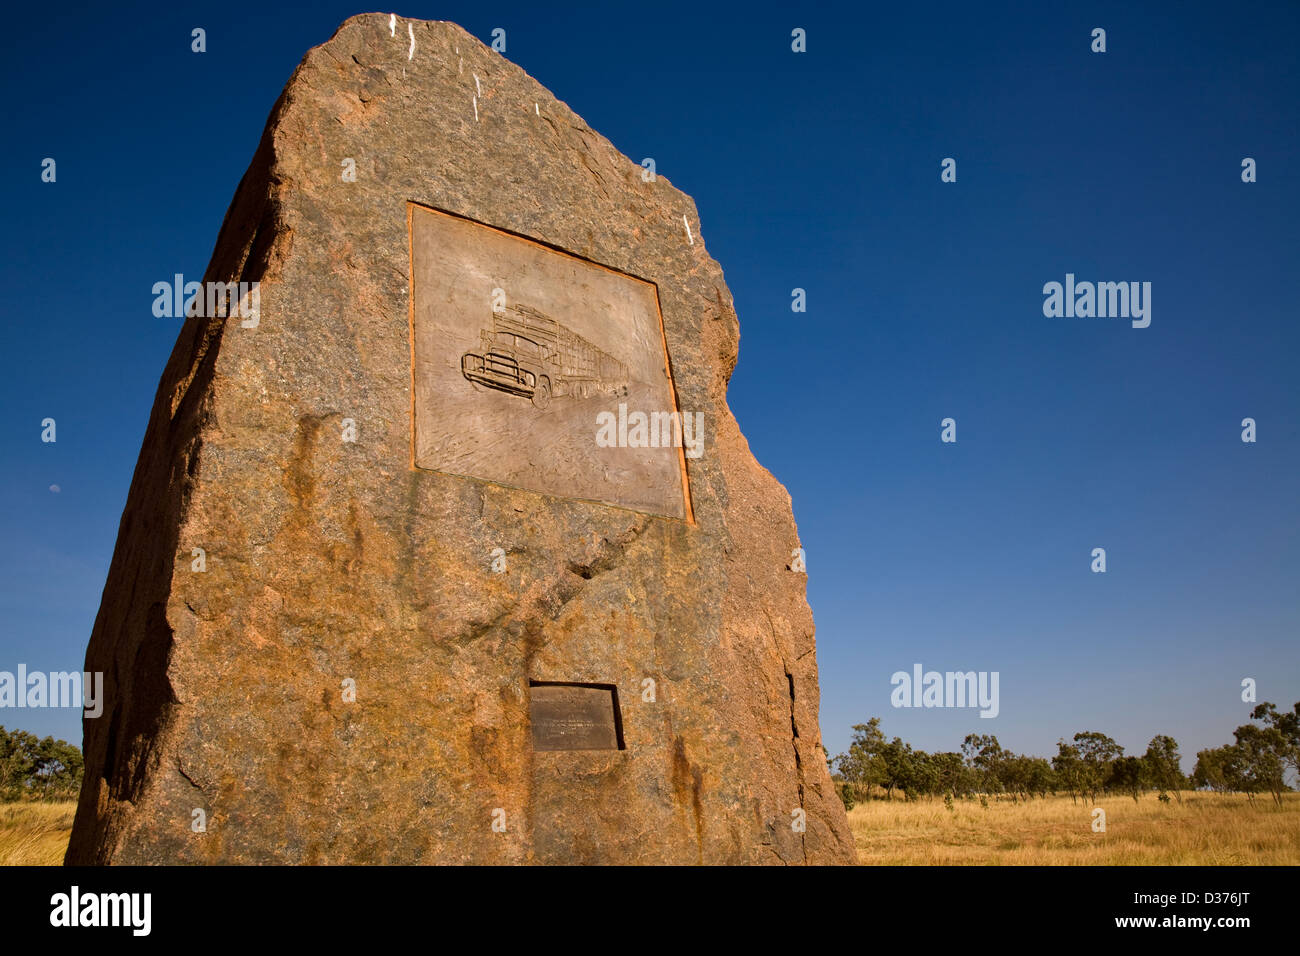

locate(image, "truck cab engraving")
[[461, 304, 628, 409]]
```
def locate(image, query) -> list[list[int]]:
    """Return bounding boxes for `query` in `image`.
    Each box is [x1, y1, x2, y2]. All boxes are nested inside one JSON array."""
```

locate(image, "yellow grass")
[[0, 801, 77, 866], [4, 794, 1295, 866], [847, 791, 1300, 864]]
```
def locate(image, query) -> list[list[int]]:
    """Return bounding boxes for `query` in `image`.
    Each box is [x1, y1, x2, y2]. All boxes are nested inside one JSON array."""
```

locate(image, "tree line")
[[0, 726, 84, 800], [831, 701, 1299, 808]]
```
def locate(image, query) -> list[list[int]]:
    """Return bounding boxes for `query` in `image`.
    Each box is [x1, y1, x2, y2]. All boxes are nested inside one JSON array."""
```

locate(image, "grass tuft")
[[0, 802, 77, 866]]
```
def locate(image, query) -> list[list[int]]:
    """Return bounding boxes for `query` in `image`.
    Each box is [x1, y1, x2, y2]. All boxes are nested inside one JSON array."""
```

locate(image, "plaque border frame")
[[406, 200, 695, 524]]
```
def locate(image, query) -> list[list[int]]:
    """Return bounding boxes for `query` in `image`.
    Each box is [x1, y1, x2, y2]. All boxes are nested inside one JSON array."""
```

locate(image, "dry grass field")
[[848, 791, 1300, 865], [1, 793, 1295, 865], [0, 801, 76, 866]]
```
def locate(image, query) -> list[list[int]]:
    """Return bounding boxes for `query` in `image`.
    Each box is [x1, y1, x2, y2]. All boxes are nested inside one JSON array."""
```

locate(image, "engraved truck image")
[[461, 304, 629, 409]]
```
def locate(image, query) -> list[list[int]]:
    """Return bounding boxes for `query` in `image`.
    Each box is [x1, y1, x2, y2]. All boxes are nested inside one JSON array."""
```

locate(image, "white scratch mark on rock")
[[473, 96, 479, 122], [408, 23, 415, 60], [389, 14, 395, 37], [535, 102, 539, 115], [683, 215, 694, 245], [474, 73, 481, 96]]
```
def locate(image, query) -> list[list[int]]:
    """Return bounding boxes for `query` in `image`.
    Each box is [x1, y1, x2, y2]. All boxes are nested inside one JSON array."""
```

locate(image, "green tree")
[[0, 727, 83, 800], [0, 727, 40, 798], [1142, 735, 1185, 802], [878, 736, 914, 800], [1250, 701, 1300, 785], [895, 747, 939, 800], [1232, 723, 1287, 805], [1007, 755, 1056, 799], [1052, 740, 1086, 803], [1073, 731, 1122, 802], [1192, 712, 1292, 806], [1192, 745, 1241, 793], [961, 733, 1005, 795], [1107, 755, 1144, 803], [930, 751, 972, 798], [833, 718, 888, 806]]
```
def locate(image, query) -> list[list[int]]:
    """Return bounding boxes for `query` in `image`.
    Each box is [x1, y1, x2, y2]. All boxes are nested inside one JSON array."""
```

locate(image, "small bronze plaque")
[[530, 683, 622, 751]]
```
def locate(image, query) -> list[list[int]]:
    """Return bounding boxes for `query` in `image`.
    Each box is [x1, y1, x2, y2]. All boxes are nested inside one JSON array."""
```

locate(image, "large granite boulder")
[[65, 14, 855, 865]]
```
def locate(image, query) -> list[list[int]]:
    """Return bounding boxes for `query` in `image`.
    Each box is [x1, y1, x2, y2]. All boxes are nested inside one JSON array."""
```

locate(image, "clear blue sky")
[[1, 1, 1296, 772]]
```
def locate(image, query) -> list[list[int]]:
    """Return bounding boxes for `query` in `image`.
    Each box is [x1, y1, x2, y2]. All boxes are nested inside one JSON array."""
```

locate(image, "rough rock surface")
[[66, 14, 856, 865]]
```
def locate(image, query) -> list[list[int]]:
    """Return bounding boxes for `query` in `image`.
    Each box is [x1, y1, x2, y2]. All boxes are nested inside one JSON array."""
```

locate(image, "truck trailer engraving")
[[461, 304, 629, 409]]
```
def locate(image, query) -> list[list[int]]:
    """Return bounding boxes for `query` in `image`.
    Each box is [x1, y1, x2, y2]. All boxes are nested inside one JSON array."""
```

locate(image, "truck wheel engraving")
[[532, 376, 552, 409]]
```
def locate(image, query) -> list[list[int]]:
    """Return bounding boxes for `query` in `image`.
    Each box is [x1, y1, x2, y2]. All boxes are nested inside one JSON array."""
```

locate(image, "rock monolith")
[[66, 14, 856, 865]]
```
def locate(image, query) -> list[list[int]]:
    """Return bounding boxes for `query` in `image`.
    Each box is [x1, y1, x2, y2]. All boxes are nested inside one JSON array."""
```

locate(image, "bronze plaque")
[[409, 203, 692, 519], [530, 683, 622, 751]]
